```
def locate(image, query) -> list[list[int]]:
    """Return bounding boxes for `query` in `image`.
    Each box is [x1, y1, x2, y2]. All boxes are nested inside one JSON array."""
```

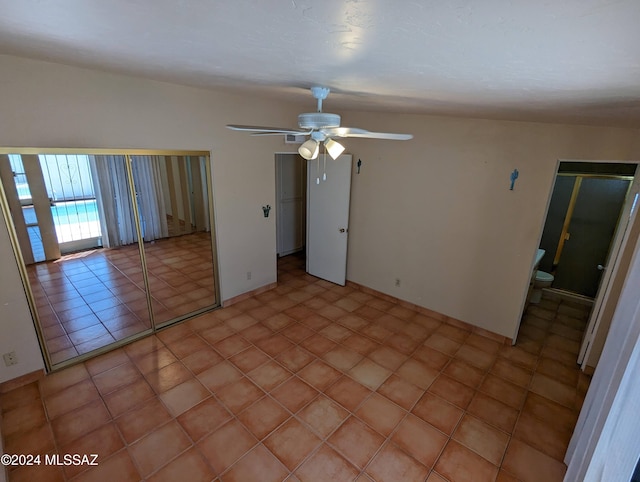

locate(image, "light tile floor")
[[0, 254, 591, 481], [28, 232, 217, 365]]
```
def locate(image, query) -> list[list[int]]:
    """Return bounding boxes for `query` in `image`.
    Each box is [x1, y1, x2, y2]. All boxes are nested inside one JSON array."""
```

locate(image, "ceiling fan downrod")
[[311, 86, 330, 112], [298, 87, 340, 131]]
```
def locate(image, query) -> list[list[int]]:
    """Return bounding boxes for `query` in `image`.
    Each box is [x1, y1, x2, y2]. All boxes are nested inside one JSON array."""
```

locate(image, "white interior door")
[[306, 154, 352, 285]]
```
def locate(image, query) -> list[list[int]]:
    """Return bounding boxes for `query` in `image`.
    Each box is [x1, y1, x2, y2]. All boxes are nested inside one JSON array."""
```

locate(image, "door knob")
[[597, 264, 605, 271], [339, 228, 345, 233]]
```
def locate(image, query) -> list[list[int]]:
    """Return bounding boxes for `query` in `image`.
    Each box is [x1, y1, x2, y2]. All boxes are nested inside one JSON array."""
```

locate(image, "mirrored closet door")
[[0, 149, 219, 370]]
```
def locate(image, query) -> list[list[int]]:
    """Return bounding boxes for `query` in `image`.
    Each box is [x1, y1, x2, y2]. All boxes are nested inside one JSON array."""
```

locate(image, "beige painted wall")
[[0, 55, 298, 383], [0, 217, 44, 380], [341, 112, 640, 338], [1, 54, 639, 383]]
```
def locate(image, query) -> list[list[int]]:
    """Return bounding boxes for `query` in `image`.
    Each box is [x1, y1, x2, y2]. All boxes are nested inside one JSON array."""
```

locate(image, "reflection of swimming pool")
[[23, 199, 101, 243]]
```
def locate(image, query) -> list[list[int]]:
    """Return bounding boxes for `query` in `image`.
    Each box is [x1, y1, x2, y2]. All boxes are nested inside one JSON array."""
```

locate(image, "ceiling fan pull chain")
[[316, 156, 320, 184], [323, 151, 327, 181]]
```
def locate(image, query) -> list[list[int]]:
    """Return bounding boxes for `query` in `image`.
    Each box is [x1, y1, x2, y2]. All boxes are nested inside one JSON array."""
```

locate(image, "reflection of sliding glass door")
[[0, 154, 61, 263], [1, 154, 104, 262], [0, 148, 218, 370]]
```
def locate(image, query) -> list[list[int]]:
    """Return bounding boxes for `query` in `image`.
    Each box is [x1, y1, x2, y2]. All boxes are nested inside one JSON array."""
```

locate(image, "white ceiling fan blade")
[[251, 130, 312, 137], [321, 127, 413, 140], [226, 124, 309, 135], [227, 89, 412, 142]]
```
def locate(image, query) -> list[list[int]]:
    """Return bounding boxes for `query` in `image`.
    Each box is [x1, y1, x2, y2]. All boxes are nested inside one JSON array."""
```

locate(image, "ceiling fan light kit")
[[324, 138, 346, 159], [226, 86, 413, 165], [299, 139, 320, 160]]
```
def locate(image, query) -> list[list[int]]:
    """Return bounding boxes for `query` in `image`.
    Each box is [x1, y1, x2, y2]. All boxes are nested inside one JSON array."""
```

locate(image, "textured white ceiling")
[[0, 0, 639, 126]]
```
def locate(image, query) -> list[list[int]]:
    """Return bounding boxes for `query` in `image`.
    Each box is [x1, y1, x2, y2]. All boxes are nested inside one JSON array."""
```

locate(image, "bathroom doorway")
[[539, 162, 636, 299], [534, 161, 639, 371]]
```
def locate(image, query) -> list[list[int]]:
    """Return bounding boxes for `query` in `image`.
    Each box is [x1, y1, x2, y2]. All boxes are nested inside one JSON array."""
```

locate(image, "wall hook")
[[357, 159, 362, 174], [510, 169, 519, 190], [262, 205, 271, 217]]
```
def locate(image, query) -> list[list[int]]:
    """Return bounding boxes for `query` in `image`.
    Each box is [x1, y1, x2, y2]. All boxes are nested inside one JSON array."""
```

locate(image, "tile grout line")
[[3, 257, 590, 482]]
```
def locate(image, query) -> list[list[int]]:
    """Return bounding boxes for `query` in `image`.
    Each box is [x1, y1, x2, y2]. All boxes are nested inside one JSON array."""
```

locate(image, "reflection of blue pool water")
[[23, 199, 98, 225], [52, 199, 99, 226], [23, 199, 101, 244]]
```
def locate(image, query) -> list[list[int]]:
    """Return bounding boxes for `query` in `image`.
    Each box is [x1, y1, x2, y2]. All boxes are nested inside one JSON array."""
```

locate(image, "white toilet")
[[531, 270, 554, 304]]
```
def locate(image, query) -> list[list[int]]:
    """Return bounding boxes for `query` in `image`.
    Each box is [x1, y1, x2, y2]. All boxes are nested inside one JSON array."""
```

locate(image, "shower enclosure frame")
[[549, 172, 634, 290]]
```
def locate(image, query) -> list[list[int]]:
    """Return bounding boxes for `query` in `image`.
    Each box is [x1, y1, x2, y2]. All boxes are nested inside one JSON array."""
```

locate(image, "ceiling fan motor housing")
[[298, 112, 341, 129]]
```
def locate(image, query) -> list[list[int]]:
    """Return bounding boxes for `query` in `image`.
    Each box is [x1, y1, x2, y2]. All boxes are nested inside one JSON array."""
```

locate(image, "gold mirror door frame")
[[0, 148, 220, 371], [127, 154, 219, 329]]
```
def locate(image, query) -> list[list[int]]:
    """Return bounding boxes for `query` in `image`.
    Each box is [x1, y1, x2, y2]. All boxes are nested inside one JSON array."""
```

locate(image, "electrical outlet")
[[3, 351, 18, 366], [246, 271, 252, 280], [395, 278, 401, 287]]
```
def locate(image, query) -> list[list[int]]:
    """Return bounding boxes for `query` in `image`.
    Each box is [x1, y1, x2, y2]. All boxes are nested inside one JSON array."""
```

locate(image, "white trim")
[[564, 232, 640, 481], [513, 159, 559, 342]]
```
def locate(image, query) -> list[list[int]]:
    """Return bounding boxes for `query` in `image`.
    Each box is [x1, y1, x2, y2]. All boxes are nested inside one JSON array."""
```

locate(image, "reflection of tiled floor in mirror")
[[28, 232, 217, 365]]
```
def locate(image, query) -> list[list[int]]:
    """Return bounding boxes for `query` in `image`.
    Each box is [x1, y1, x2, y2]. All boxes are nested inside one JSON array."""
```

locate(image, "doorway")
[[275, 153, 307, 287], [0, 149, 220, 370], [275, 153, 307, 259], [521, 161, 639, 372], [275, 151, 354, 287], [538, 162, 636, 299]]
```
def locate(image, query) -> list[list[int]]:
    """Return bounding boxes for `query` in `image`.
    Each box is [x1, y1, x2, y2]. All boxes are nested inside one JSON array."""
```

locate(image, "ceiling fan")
[[226, 86, 413, 161]]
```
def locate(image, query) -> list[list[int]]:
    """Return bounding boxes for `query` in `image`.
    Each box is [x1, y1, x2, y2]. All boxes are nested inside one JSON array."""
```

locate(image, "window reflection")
[[0, 151, 218, 367]]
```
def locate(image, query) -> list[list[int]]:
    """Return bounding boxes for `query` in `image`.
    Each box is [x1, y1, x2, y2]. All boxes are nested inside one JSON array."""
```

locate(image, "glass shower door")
[[538, 176, 575, 274], [553, 177, 631, 297]]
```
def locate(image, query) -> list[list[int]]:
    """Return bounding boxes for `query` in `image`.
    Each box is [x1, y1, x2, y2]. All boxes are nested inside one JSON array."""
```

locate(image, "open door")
[[306, 154, 352, 285]]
